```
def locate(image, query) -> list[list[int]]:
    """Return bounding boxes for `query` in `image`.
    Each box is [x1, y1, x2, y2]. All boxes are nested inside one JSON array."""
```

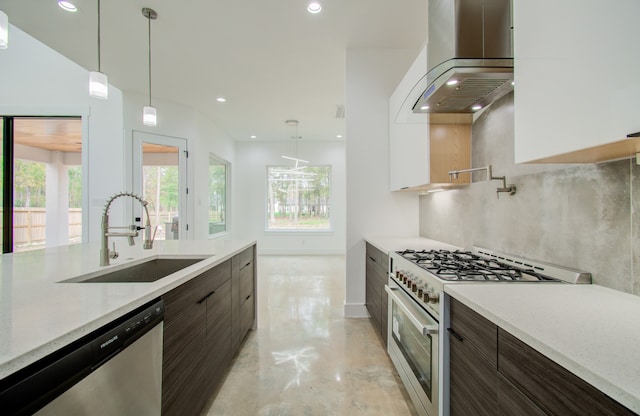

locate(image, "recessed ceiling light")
[[307, 1, 323, 14], [216, 96, 227, 103], [58, 1, 78, 12], [250, 135, 257, 139], [336, 134, 343, 138], [471, 104, 482, 111], [420, 105, 430, 110], [446, 79, 458, 86]]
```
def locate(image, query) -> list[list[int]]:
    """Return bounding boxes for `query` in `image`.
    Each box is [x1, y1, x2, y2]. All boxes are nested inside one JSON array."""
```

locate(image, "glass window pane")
[[266, 165, 331, 231], [209, 155, 227, 235], [142, 144, 180, 240], [12, 117, 83, 251], [13, 159, 46, 251]]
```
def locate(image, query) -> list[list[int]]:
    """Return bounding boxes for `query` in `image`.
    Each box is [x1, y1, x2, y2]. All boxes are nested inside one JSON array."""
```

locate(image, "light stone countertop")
[[364, 236, 461, 254], [0, 238, 255, 379], [445, 283, 640, 414]]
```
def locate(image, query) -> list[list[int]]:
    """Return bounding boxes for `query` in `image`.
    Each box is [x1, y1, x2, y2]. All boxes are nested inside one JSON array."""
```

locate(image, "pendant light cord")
[[97, 0, 101, 72], [147, 12, 152, 106]]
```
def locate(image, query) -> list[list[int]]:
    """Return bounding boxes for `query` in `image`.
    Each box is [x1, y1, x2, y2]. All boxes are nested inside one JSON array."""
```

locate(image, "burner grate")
[[395, 249, 557, 282]]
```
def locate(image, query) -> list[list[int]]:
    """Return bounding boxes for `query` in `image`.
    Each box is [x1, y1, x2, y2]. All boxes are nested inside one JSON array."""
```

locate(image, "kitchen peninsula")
[[0, 238, 255, 381]]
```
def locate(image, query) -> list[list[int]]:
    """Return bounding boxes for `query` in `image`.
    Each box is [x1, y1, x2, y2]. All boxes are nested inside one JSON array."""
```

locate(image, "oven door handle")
[[385, 286, 439, 336]]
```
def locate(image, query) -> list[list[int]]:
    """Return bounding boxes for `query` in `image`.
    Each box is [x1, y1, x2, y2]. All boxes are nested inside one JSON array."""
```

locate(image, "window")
[[266, 165, 331, 231], [209, 155, 228, 235]]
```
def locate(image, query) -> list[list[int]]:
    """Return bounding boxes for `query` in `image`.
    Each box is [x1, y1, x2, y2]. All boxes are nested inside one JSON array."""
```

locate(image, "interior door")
[[132, 131, 187, 241]]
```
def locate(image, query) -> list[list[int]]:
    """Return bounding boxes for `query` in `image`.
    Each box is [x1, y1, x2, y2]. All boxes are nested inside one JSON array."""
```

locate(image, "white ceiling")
[[0, 0, 427, 142]]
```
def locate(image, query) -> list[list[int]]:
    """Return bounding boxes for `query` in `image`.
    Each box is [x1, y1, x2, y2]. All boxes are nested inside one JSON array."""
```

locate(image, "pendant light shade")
[[90, 0, 108, 99], [0, 10, 8, 49], [89, 71, 108, 99], [143, 105, 157, 126], [142, 8, 158, 126]]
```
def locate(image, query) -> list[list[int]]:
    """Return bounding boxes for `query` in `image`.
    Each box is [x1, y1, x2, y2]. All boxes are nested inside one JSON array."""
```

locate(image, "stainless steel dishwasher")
[[0, 298, 164, 416]]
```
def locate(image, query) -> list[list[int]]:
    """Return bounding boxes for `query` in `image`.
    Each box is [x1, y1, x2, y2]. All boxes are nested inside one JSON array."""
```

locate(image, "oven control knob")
[[411, 282, 418, 292], [417, 286, 424, 298], [427, 290, 440, 304]]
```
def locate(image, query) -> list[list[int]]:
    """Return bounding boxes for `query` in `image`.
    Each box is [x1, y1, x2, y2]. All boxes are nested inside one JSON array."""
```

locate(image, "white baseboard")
[[344, 303, 370, 318]]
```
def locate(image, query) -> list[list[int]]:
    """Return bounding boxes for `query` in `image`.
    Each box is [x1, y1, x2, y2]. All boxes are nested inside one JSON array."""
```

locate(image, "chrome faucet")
[[100, 192, 157, 266]]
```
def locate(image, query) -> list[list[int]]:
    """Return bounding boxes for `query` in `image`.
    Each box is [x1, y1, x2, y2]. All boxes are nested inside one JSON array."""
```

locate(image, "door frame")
[[132, 130, 189, 240]]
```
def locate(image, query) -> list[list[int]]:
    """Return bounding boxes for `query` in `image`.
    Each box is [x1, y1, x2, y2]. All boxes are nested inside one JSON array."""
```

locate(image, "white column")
[[45, 151, 69, 246]]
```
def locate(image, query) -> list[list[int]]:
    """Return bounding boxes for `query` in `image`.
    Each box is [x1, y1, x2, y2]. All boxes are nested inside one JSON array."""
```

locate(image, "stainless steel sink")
[[61, 257, 209, 283]]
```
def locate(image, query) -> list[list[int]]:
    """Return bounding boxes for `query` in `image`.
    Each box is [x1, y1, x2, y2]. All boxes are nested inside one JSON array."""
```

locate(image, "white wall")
[[0, 25, 125, 242], [235, 140, 346, 254], [345, 49, 421, 317], [0, 25, 237, 246]]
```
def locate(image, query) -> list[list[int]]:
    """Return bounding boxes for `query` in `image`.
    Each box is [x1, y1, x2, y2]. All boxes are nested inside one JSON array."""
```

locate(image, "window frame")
[[265, 164, 332, 233]]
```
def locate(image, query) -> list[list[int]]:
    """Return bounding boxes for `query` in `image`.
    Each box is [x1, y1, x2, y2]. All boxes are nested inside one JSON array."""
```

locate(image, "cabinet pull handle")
[[368, 256, 376, 263], [245, 294, 251, 300], [447, 327, 464, 342], [197, 290, 216, 304]]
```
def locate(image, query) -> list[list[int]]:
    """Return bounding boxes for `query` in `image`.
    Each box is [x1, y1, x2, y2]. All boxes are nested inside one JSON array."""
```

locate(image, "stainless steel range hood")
[[412, 0, 513, 115]]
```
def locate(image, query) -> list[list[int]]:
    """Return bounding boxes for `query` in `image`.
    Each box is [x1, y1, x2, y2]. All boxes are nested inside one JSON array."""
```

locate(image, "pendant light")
[[89, 0, 108, 99], [142, 8, 157, 126], [0, 10, 9, 49]]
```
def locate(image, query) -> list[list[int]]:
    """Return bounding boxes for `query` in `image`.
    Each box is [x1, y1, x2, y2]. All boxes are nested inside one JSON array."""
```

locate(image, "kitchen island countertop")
[[446, 283, 640, 414], [0, 238, 255, 379]]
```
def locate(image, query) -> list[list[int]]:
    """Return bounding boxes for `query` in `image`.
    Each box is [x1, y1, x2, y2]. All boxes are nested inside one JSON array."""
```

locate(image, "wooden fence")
[[10, 208, 82, 250], [8, 209, 195, 250]]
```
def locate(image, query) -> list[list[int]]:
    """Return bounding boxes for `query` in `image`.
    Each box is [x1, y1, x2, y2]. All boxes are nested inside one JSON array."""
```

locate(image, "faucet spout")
[[100, 192, 156, 266]]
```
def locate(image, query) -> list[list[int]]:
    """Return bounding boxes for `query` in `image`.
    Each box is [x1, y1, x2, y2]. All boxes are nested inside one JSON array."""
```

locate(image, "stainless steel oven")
[[386, 246, 591, 416], [386, 278, 439, 416]]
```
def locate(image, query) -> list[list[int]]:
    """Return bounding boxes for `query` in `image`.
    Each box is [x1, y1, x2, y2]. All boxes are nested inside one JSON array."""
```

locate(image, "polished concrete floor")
[[206, 255, 418, 416]]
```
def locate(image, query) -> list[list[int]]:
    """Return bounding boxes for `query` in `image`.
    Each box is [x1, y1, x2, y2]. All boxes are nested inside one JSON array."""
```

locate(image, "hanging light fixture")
[[0, 10, 9, 50], [142, 7, 158, 126], [89, 0, 108, 98]]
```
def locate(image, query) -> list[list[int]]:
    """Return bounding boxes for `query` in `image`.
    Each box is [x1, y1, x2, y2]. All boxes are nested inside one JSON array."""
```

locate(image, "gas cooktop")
[[395, 247, 592, 284]]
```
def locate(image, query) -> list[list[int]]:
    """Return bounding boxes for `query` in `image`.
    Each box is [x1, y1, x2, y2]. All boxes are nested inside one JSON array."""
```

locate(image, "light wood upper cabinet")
[[514, 0, 640, 164], [389, 47, 472, 191]]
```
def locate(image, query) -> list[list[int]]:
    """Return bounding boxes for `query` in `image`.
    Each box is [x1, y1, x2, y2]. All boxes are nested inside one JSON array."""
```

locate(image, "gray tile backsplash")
[[419, 93, 638, 295]]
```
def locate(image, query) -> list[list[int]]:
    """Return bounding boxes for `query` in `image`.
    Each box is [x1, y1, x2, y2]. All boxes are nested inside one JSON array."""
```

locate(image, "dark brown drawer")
[[498, 328, 635, 416], [449, 298, 497, 366], [200, 259, 232, 293], [233, 246, 254, 271], [162, 272, 210, 328], [498, 373, 547, 416], [366, 242, 388, 272]]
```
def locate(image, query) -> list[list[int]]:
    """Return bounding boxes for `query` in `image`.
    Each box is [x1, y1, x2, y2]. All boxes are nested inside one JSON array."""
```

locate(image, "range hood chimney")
[[413, 0, 513, 115]]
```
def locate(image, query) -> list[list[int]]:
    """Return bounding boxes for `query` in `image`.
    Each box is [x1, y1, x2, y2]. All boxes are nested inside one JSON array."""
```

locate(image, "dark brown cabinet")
[[161, 270, 211, 416], [448, 297, 635, 416], [162, 244, 256, 416], [232, 245, 255, 353], [448, 298, 498, 416], [365, 243, 388, 345], [206, 278, 232, 394], [498, 328, 635, 416]]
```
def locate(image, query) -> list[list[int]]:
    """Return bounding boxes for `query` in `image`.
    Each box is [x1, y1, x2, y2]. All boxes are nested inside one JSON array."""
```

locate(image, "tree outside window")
[[267, 165, 331, 230], [209, 155, 228, 235]]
